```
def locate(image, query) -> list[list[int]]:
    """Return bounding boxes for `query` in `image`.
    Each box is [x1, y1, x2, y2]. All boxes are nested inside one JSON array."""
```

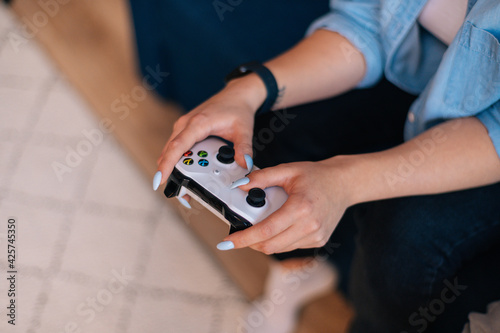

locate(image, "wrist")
[[321, 154, 371, 207], [224, 74, 267, 113]]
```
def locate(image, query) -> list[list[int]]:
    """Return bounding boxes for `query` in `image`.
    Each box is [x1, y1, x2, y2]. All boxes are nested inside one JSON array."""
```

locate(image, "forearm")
[[265, 29, 366, 109], [339, 118, 500, 205], [228, 29, 366, 112]]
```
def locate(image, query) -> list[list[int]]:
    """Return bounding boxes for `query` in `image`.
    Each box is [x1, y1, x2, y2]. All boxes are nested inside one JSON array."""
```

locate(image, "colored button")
[[183, 151, 193, 157], [198, 159, 209, 167], [183, 158, 194, 165], [197, 150, 208, 157]]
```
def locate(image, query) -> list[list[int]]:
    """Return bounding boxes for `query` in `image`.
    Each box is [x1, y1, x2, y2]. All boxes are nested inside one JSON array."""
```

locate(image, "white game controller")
[[164, 137, 288, 234]]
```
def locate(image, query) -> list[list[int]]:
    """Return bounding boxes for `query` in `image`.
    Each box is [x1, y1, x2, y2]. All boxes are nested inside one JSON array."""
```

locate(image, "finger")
[[233, 130, 254, 171], [157, 115, 190, 166], [223, 195, 302, 248], [249, 212, 326, 254], [239, 164, 296, 191], [157, 123, 212, 185], [163, 114, 190, 153], [275, 232, 329, 254], [177, 196, 192, 209], [248, 224, 306, 254]]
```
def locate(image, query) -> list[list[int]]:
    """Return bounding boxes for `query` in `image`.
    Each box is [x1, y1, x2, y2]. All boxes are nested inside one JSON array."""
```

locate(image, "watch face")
[[224, 61, 259, 83]]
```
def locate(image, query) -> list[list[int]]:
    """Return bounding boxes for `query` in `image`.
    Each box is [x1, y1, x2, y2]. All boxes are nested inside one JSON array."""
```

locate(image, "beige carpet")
[[1, 1, 354, 332], [0, 5, 247, 332]]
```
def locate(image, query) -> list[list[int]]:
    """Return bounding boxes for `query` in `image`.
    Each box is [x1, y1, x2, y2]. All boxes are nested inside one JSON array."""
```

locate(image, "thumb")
[[240, 164, 295, 191], [233, 131, 254, 172]]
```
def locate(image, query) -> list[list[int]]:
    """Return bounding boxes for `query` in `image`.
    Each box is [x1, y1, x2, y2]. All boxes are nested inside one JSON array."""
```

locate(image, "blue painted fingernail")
[[177, 196, 192, 209], [217, 241, 234, 251], [244, 154, 253, 172], [230, 177, 250, 189], [153, 171, 162, 191]]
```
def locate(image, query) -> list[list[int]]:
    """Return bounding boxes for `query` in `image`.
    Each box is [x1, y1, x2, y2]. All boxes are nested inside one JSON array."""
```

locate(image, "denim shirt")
[[308, 0, 500, 158]]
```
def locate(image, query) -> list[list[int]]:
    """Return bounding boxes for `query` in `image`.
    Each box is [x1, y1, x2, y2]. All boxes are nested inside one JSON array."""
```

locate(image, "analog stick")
[[217, 145, 235, 164], [246, 188, 266, 207]]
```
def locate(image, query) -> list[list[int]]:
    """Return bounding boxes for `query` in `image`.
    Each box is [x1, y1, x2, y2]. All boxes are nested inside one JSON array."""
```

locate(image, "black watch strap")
[[225, 61, 279, 115]]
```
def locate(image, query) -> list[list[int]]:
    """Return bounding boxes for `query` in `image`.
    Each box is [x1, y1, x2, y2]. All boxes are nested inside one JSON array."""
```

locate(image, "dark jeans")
[[129, 2, 500, 332], [348, 187, 500, 333]]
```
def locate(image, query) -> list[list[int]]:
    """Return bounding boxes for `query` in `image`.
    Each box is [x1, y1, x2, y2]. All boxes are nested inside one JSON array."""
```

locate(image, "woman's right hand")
[[154, 75, 266, 189]]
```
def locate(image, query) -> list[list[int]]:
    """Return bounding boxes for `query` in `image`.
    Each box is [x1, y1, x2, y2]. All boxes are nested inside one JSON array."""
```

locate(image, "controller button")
[[217, 145, 235, 164], [213, 169, 220, 175], [182, 158, 194, 165], [198, 159, 209, 167], [197, 150, 208, 157], [183, 151, 193, 157], [246, 188, 266, 208]]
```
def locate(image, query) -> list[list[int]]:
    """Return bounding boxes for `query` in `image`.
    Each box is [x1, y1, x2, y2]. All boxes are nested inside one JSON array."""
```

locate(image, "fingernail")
[[244, 154, 253, 172], [177, 196, 192, 209], [217, 241, 235, 251], [230, 177, 250, 189], [153, 171, 162, 191]]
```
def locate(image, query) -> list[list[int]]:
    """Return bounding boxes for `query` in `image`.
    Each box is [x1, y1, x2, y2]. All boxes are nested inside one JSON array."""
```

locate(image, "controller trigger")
[[229, 225, 239, 235]]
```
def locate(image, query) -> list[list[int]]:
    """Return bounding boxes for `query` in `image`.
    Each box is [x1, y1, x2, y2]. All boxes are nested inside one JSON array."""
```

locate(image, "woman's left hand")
[[223, 158, 355, 254]]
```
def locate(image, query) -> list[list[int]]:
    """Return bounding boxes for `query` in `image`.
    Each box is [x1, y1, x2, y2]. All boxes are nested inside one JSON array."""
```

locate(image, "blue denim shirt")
[[308, 0, 500, 158]]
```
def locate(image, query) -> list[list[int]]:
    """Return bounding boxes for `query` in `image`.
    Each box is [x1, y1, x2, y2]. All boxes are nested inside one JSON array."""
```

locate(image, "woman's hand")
[[221, 157, 356, 254], [154, 75, 266, 189]]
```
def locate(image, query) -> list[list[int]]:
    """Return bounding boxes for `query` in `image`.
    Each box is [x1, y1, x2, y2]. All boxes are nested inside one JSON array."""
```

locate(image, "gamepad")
[[163, 137, 288, 234]]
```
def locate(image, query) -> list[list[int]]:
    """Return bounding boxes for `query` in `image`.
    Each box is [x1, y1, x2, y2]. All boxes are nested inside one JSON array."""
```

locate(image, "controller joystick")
[[246, 188, 266, 207], [217, 145, 235, 164]]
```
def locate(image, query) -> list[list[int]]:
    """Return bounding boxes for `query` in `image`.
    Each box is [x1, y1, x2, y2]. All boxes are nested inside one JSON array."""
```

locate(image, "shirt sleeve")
[[476, 102, 500, 158], [306, 0, 384, 88]]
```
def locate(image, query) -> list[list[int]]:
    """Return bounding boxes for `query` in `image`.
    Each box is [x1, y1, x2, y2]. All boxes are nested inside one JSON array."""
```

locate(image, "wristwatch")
[[225, 61, 279, 116]]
